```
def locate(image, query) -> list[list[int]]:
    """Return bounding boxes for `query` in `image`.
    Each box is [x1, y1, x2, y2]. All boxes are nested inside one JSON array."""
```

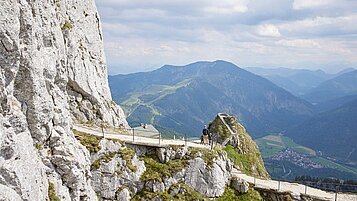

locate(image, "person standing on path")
[[202, 125, 210, 145]]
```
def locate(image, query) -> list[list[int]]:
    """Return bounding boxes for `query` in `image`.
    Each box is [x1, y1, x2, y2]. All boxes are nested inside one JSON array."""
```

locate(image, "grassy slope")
[[217, 187, 263, 201], [122, 79, 192, 118], [209, 115, 269, 178], [255, 134, 316, 158]]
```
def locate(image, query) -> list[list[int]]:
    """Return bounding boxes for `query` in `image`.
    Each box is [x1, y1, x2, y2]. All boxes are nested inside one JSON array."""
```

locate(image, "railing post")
[[278, 181, 281, 191], [101, 124, 105, 138], [132, 128, 135, 142], [254, 177, 256, 186], [159, 133, 161, 145], [185, 133, 187, 147], [335, 186, 338, 201], [304, 185, 307, 194]]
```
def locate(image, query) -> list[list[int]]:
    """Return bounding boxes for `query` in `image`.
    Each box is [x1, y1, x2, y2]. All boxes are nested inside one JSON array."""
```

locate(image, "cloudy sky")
[[95, 0, 357, 75]]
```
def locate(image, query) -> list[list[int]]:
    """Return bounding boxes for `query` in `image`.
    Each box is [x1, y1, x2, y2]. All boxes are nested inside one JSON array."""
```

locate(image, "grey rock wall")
[[0, 0, 128, 200]]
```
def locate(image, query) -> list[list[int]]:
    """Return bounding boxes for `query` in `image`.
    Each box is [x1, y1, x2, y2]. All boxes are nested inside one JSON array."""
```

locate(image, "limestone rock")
[[0, 184, 23, 201], [184, 156, 232, 197], [0, 0, 128, 200], [144, 180, 165, 193], [231, 177, 249, 193], [91, 139, 145, 200], [156, 146, 188, 163], [116, 188, 131, 201]]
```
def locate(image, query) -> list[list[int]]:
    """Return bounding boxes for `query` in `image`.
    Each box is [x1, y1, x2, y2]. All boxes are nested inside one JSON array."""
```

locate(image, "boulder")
[[184, 156, 232, 197], [231, 177, 249, 193], [116, 188, 131, 201]]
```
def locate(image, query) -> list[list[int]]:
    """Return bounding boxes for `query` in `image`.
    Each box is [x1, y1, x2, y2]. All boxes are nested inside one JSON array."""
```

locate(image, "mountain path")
[[73, 124, 357, 200], [73, 124, 208, 148]]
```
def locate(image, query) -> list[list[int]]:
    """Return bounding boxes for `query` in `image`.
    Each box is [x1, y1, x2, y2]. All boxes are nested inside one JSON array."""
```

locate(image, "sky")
[[95, 0, 357, 75]]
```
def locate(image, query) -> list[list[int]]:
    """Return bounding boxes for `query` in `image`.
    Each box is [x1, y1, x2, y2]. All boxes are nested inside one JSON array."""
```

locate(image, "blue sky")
[[95, 0, 357, 75]]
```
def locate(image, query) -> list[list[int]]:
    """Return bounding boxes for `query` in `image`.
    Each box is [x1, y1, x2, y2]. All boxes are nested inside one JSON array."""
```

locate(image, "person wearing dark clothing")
[[202, 125, 210, 144]]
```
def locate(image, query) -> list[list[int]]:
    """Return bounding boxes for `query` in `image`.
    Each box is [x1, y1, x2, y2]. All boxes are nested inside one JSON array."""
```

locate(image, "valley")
[[255, 134, 357, 181], [110, 60, 357, 183], [110, 60, 314, 139]]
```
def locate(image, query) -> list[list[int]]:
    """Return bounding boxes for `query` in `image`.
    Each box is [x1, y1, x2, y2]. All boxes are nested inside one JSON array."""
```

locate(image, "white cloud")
[[293, 0, 335, 10], [203, 5, 248, 14], [276, 39, 321, 48], [95, 0, 357, 74], [256, 24, 281, 37]]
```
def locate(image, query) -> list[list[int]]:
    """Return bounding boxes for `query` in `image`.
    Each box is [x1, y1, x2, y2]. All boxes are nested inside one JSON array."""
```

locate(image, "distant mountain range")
[[109, 60, 357, 181], [303, 70, 357, 104], [246, 67, 355, 97], [288, 98, 357, 163], [109, 60, 314, 138]]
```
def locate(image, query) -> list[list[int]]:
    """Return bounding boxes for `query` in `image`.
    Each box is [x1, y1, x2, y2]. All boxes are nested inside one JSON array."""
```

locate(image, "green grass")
[[224, 145, 269, 178], [217, 187, 263, 201], [48, 182, 60, 201], [311, 157, 357, 175], [92, 147, 137, 172], [140, 155, 188, 182], [91, 152, 117, 170], [73, 129, 102, 153], [257, 134, 357, 179], [121, 79, 192, 123], [132, 182, 206, 201], [35, 143, 42, 150], [208, 115, 269, 178], [187, 147, 222, 167], [208, 116, 231, 141], [118, 148, 137, 172], [255, 134, 316, 158], [140, 146, 231, 183], [61, 20, 73, 30]]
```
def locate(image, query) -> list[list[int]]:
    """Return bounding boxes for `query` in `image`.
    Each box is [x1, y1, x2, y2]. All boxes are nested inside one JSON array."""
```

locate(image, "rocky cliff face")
[[0, 0, 127, 200], [209, 114, 269, 178], [79, 136, 235, 200]]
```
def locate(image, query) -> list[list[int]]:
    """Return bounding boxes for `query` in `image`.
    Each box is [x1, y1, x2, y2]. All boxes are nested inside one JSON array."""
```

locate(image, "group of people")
[[201, 125, 211, 145]]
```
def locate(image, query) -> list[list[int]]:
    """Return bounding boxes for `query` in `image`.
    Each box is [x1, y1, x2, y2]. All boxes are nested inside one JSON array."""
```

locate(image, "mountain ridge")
[[288, 98, 357, 162], [110, 60, 314, 138], [303, 70, 357, 104], [246, 67, 356, 97]]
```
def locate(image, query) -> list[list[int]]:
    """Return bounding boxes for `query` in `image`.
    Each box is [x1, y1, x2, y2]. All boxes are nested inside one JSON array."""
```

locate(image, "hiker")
[[202, 125, 210, 145]]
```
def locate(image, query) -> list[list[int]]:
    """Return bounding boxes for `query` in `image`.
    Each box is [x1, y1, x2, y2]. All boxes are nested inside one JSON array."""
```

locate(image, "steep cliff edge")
[[0, 0, 127, 200], [209, 114, 269, 178]]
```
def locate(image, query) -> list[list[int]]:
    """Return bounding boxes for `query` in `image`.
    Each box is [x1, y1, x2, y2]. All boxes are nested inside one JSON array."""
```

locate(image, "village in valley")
[[272, 149, 323, 169]]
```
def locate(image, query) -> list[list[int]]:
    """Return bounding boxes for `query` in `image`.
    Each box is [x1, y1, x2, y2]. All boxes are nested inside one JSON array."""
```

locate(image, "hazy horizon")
[[107, 60, 355, 76], [96, 0, 357, 75]]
